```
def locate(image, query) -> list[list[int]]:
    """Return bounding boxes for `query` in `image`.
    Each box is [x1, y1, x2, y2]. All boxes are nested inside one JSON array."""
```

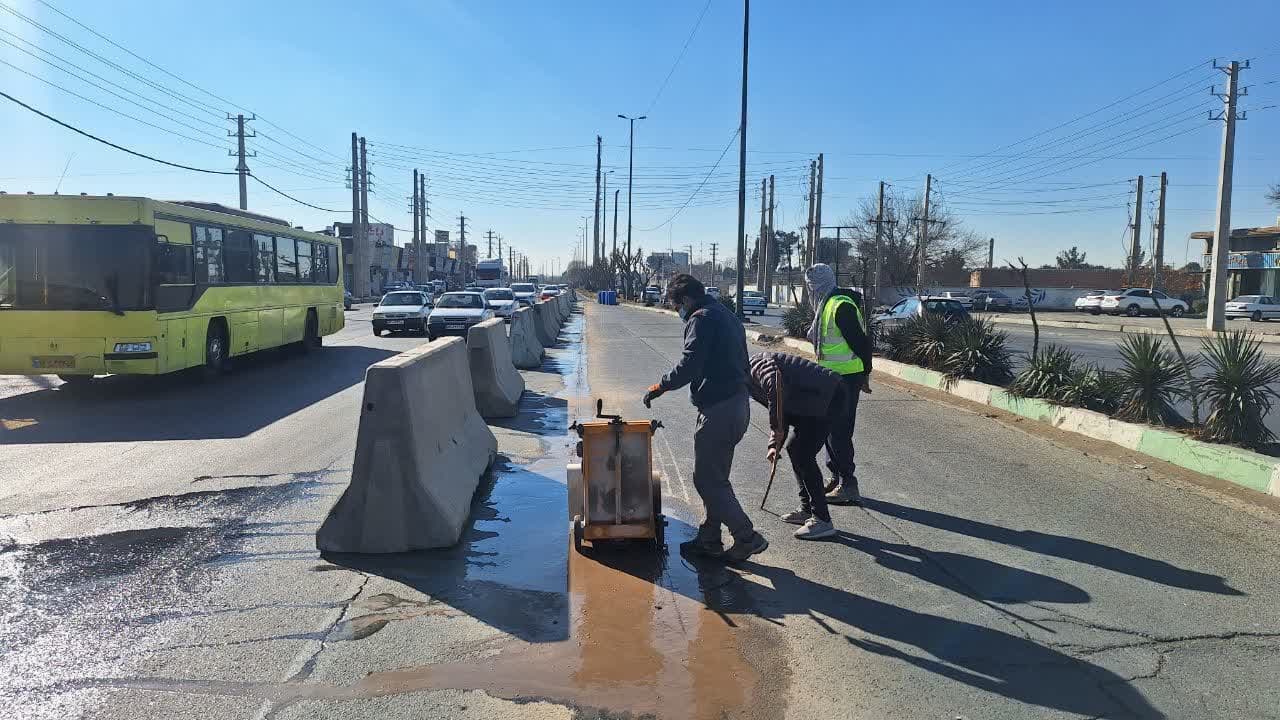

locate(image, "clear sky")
[[1, 0, 1278, 273]]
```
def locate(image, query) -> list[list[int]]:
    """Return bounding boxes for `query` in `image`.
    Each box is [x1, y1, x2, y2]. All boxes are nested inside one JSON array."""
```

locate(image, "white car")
[[372, 290, 432, 336], [427, 291, 493, 340], [511, 282, 538, 307], [741, 290, 768, 316], [483, 287, 519, 321], [1225, 295, 1280, 321], [1075, 290, 1117, 314], [936, 291, 973, 309], [643, 286, 663, 305], [1099, 288, 1188, 317], [706, 286, 722, 299]]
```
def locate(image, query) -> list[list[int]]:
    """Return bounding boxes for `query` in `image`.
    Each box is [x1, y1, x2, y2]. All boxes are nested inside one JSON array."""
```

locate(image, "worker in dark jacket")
[[805, 263, 873, 505], [643, 274, 768, 562], [747, 352, 847, 540]]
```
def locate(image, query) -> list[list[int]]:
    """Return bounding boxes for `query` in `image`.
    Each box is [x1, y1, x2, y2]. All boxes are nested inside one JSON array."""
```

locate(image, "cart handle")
[[596, 398, 622, 421]]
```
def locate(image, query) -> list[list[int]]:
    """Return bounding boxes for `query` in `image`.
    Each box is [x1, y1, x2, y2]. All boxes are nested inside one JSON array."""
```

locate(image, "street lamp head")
[[638, 115, 647, 120], [617, 114, 627, 119]]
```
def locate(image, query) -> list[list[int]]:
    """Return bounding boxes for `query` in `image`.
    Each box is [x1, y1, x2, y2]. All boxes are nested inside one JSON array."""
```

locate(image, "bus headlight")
[[113, 342, 153, 353]]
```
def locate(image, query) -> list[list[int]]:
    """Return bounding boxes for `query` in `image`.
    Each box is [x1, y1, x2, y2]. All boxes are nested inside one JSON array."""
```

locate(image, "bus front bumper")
[[1, 337, 160, 376]]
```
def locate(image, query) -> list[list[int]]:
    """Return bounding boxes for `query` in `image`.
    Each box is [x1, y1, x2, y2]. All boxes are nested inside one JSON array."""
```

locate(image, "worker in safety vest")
[[804, 263, 872, 505]]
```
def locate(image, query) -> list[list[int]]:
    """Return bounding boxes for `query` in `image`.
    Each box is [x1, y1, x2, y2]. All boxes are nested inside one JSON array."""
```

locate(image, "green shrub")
[[1060, 365, 1124, 415], [1192, 298, 1209, 314], [906, 313, 953, 369], [1198, 331, 1280, 447], [1009, 345, 1082, 400], [940, 318, 1013, 386], [782, 301, 814, 339], [1114, 334, 1192, 426]]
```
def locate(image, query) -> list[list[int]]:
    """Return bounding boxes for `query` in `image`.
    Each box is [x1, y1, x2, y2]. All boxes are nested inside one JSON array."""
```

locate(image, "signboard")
[[1205, 252, 1280, 270], [435, 230, 450, 244]]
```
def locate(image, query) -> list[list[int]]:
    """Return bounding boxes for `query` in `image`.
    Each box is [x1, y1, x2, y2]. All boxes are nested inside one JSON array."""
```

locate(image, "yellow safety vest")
[[817, 294, 865, 375]]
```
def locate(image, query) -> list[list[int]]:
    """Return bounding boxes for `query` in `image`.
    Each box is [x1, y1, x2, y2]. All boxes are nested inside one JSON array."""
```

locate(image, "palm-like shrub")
[[1198, 331, 1280, 447], [1008, 345, 1081, 400], [782, 301, 814, 340], [941, 318, 1013, 386], [906, 312, 952, 369], [880, 322, 916, 363], [1114, 334, 1191, 426], [1061, 365, 1124, 415]]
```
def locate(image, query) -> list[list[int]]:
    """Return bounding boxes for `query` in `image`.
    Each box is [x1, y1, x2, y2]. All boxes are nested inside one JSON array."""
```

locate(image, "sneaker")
[[725, 532, 769, 561], [679, 537, 724, 559], [794, 518, 837, 540], [779, 508, 812, 525], [825, 483, 862, 506]]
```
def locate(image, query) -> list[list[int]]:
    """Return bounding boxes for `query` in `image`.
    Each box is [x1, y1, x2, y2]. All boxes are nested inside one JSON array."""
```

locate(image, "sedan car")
[[483, 287, 519, 321], [1226, 295, 1280, 321], [969, 289, 1012, 311], [511, 282, 539, 307], [1074, 290, 1116, 314], [741, 290, 768, 316], [372, 290, 432, 336], [936, 291, 973, 309], [871, 296, 969, 333], [539, 285, 561, 300], [427, 291, 493, 340], [1100, 288, 1188, 317]]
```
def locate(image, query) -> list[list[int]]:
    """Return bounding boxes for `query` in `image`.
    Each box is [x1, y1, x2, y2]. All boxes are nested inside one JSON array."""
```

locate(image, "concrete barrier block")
[[316, 338, 496, 553], [535, 300, 558, 346], [509, 307, 544, 369], [467, 318, 525, 418]]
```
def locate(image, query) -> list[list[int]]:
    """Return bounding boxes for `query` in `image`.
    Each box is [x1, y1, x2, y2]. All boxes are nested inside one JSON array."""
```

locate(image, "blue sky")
[[1, 0, 1278, 272]]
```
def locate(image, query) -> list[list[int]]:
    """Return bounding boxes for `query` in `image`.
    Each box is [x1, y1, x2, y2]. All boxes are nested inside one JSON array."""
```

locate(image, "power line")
[[248, 174, 343, 212], [644, 0, 713, 114], [637, 127, 739, 231]]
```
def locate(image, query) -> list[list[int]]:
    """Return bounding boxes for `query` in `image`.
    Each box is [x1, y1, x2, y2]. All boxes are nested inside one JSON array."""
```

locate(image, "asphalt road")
[[3, 300, 1280, 718]]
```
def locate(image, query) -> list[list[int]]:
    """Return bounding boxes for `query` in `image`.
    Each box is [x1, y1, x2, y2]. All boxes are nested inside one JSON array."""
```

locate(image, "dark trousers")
[[786, 415, 833, 523], [693, 392, 755, 543], [824, 372, 864, 487]]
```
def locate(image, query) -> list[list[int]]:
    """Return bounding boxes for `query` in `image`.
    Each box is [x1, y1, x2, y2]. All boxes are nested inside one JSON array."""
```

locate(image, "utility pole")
[[1128, 175, 1144, 287], [765, 174, 775, 301], [824, 226, 856, 286], [710, 242, 719, 288], [733, 0, 750, 318], [1153, 172, 1167, 291], [350, 133, 362, 297], [916, 173, 932, 291], [411, 169, 420, 284], [593, 135, 602, 265], [229, 113, 255, 210], [486, 229, 495, 259], [757, 177, 767, 290], [814, 152, 824, 262], [458, 214, 468, 284], [497, 234, 503, 262], [871, 181, 887, 307], [419, 173, 428, 282], [1207, 60, 1247, 331], [987, 237, 994, 269], [612, 188, 620, 289], [619, 114, 646, 298], [357, 136, 371, 299], [802, 159, 816, 303]]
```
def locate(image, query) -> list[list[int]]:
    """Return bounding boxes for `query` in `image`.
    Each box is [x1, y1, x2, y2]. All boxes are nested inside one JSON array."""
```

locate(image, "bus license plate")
[[446, 323, 464, 330], [32, 356, 74, 370]]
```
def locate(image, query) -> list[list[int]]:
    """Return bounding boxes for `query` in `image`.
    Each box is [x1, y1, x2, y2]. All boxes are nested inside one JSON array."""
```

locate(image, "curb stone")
[[984, 315, 1280, 345]]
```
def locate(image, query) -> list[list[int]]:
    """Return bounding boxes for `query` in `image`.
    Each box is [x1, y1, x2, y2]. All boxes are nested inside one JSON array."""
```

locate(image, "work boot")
[[825, 481, 862, 506], [679, 537, 724, 559], [779, 508, 812, 525], [725, 532, 769, 562], [794, 517, 837, 540]]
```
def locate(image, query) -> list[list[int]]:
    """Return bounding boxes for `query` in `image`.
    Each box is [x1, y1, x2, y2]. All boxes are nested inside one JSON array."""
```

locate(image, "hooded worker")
[[805, 263, 873, 505]]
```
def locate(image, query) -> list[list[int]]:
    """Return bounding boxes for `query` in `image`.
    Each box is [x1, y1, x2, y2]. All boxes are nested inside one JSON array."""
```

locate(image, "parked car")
[[1226, 295, 1280, 321], [371, 290, 432, 336], [1074, 289, 1117, 314], [936, 290, 974, 309], [511, 282, 539, 307], [706, 286, 722, 299], [969, 289, 1012, 311], [343, 289, 353, 310], [741, 290, 768, 315], [539, 285, 561, 300], [871, 296, 969, 333], [427, 291, 493, 340], [483, 287, 519, 321], [1099, 288, 1188, 317], [643, 285, 663, 306]]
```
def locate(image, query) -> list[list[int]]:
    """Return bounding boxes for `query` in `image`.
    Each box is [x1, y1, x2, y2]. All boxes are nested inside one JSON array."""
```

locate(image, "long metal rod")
[[733, 0, 749, 319]]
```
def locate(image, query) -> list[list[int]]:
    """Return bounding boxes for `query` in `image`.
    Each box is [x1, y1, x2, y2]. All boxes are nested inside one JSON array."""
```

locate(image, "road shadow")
[[866, 498, 1242, 595], [0, 345, 396, 444], [587, 515, 1162, 718]]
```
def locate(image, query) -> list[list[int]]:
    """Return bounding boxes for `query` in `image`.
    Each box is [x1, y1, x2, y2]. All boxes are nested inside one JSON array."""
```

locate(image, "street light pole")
[[618, 113, 646, 299], [733, 0, 750, 320]]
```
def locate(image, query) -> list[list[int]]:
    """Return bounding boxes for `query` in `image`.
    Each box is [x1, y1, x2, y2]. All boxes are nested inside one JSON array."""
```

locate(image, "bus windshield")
[[0, 224, 152, 310]]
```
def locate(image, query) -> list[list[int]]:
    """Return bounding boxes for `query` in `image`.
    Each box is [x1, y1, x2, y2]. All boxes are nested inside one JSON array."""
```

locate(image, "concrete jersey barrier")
[[316, 337, 497, 553], [535, 300, 559, 347], [467, 318, 525, 417], [509, 306, 544, 369]]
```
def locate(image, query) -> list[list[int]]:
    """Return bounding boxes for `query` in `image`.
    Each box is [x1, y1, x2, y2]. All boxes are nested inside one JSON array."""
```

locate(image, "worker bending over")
[[804, 263, 873, 505], [748, 352, 848, 540], [643, 274, 768, 562]]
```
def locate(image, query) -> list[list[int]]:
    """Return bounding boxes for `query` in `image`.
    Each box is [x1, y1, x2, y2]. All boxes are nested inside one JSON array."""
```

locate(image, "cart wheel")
[[572, 516, 585, 554], [652, 479, 665, 548]]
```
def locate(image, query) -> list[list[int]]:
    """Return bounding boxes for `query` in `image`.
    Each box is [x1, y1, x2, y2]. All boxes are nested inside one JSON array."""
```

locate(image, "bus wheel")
[[202, 321, 228, 379], [300, 310, 320, 352]]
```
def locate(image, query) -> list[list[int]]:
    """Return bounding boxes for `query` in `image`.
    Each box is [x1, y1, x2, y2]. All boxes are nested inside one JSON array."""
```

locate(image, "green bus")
[[0, 194, 344, 384]]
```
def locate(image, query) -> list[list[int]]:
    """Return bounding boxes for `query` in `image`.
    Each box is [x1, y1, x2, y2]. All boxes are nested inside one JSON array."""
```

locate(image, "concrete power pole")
[[1207, 60, 1247, 331], [419, 173, 428, 281], [411, 169, 420, 284], [229, 113, 255, 210], [709, 242, 718, 288], [814, 152, 824, 264], [987, 238, 995, 269], [349, 133, 362, 296], [458, 214, 468, 284], [612, 188, 620, 290], [916, 173, 932, 291], [765, 174, 775, 301], [359, 137, 370, 297], [593, 135, 602, 265], [874, 181, 887, 307], [757, 177, 767, 290], [733, 0, 750, 318], [1128, 175, 1144, 287], [802, 159, 817, 304], [1153, 172, 1168, 291], [486, 230, 495, 260]]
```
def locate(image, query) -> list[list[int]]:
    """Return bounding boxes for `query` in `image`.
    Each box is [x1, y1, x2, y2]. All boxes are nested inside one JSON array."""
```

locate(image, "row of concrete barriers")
[[316, 291, 577, 553]]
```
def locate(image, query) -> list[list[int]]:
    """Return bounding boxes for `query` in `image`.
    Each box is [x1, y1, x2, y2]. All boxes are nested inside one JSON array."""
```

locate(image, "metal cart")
[[568, 400, 665, 552]]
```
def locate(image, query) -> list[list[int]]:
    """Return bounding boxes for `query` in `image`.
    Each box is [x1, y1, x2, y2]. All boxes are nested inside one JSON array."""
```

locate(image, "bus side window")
[[326, 245, 339, 284], [224, 229, 254, 283], [312, 242, 328, 284], [155, 243, 193, 284], [194, 226, 224, 283]]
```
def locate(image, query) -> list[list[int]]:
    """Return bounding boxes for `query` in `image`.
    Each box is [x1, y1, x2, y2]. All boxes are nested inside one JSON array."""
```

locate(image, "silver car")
[[483, 287, 519, 321], [372, 290, 432, 336], [1226, 295, 1280, 321]]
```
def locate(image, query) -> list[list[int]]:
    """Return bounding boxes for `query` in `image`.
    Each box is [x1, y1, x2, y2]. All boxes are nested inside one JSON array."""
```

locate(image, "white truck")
[[475, 258, 508, 289]]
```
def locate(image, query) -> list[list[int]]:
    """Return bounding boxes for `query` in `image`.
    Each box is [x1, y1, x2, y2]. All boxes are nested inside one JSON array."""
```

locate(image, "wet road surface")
[[3, 300, 1280, 718]]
